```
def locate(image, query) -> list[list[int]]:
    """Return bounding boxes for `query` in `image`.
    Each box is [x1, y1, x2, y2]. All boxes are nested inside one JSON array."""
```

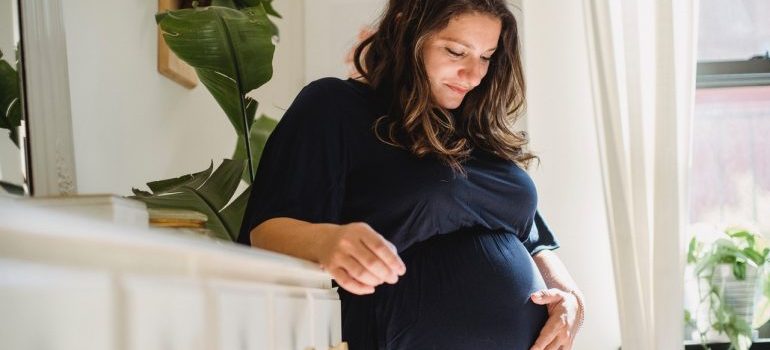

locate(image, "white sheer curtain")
[[581, 0, 699, 349]]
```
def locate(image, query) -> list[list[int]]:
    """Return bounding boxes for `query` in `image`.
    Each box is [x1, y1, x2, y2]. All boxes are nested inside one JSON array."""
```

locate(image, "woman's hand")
[[317, 222, 406, 295], [529, 288, 584, 350]]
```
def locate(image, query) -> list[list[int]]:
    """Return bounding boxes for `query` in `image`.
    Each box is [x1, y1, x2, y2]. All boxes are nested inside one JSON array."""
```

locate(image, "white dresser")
[[0, 199, 344, 350]]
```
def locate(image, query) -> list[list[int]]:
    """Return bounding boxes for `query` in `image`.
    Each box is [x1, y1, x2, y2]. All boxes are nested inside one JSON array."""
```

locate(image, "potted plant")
[[0, 48, 25, 195], [130, 0, 280, 241], [686, 226, 770, 350]]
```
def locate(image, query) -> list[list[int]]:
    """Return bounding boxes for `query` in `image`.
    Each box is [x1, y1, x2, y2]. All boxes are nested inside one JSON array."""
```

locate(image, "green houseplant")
[[0, 49, 21, 148], [130, 0, 280, 241], [0, 48, 25, 195], [687, 226, 770, 350]]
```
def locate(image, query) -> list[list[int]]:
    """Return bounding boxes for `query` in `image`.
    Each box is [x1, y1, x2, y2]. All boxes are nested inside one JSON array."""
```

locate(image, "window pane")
[[698, 0, 770, 61], [689, 85, 770, 232]]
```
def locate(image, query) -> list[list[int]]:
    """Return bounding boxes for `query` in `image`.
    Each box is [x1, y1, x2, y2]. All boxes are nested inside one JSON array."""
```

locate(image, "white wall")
[[62, 1, 305, 195], [303, 0, 385, 82], [251, 0, 307, 119], [522, 1, 621, 349]]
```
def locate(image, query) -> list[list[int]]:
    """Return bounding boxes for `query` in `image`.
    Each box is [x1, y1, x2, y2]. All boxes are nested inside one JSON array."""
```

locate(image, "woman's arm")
[[250, 217, 406, 295], [529, 250, 585, 350], [533, 250, 584, 305], [250, 217, 338, 262]]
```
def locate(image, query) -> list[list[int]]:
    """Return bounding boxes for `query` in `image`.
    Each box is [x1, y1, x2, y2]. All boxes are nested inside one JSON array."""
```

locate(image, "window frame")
[[696, 55, 770, 88]]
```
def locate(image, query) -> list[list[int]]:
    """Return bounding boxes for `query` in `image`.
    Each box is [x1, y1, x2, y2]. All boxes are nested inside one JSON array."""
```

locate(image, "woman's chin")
[[436, 98, 463, 110]]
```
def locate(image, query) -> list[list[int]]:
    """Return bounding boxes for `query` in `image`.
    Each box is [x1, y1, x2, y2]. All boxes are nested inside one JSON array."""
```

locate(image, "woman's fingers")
[[328, 266, 375, 295], [344, 223, 405, 281], [321, 222, 406, 294], [543, 342, 559, 350], [347, 241, 397, 284], [530, 311, 568, 350], [359, 230, 406, 277], [530, 287, 580, 350], [531, 288, 564, 304], [543, 334, 569, 350], [530, 325, 558, 350], [338, 254, 384, 286]]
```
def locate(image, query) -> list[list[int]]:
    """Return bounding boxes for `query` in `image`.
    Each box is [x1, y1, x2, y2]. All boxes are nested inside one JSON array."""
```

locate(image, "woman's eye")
[[481, 56, 492, 62], [445, 48, 464, 57]]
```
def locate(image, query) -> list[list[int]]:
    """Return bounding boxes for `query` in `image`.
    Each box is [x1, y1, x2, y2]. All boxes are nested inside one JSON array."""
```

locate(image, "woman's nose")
[[460, 59, 485, 87]]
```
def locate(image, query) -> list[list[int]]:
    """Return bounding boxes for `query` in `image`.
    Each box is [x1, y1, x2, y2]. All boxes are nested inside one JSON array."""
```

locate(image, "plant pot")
[[693, 264, 760, 342], [684, 265, 700, 340]]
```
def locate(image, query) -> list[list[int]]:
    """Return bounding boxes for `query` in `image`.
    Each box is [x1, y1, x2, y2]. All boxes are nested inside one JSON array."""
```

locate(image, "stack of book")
[[147, 208, 215, 238], [22, 194, 149, 226]]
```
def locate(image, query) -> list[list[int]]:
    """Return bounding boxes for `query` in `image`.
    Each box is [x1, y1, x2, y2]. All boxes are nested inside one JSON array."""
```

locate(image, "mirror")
[[0, 0, 27, 196], [12, 0, 78, 197]]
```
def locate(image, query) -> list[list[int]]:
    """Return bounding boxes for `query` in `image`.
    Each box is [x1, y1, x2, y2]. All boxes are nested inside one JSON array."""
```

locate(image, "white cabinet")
[[209, 280, 272, 350], [211, 280, 344, 350], [312, 295, 343, 349], [0, 259, 115, 350], [0, 200, 343, 350], [274, 294, 312, 349], [123, 276, 207, 350]]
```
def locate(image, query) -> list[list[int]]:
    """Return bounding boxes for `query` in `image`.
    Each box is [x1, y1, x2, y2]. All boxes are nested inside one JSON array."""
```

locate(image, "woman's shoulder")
[[300, 77, 371, 100], [280, 77, 372, 129], [292, 77, 384, 118], [285, 78, 355, 118]]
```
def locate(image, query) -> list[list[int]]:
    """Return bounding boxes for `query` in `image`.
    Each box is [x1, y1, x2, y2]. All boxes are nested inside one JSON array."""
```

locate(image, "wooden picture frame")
[[157, 0, 198, 89]]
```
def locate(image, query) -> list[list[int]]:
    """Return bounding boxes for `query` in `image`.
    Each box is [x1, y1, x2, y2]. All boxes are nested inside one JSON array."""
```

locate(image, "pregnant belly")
[[340, 230, 549, 350]]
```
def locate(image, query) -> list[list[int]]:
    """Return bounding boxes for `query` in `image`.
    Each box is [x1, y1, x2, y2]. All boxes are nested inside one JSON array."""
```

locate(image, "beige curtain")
[[582, 0, 699, 349]]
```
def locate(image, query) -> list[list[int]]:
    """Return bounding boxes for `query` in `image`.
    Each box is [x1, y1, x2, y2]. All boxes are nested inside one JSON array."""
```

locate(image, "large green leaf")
[[157, 5, 275, 136], [197, 158, 243, 210], [233, 114, 277, 183], [130, 159, 247, 241], [0, 49, 21, 147], [146, 162, 214, 194], [0, 180, 24, 196], [192, 1, 280, 36], [235, 0, 281, 18], [139, 4, 280, 242], [219, 182, 252, 240], [211, 0, 238, 7]]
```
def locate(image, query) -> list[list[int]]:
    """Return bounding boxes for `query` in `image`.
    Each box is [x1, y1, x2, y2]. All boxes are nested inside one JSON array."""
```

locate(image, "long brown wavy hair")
[[353, 0, 536, 173]]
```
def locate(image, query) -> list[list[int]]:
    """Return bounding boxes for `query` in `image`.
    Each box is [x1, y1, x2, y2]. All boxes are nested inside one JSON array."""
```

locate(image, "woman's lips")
[[446, 84, 469, 95]]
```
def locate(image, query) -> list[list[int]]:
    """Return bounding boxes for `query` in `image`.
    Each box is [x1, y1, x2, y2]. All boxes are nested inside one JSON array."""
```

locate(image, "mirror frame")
[[19, 0, 77, 196]]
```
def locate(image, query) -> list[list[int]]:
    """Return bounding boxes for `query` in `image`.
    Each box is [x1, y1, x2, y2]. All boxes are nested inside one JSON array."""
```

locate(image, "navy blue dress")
[[238, 77, 560, 350]]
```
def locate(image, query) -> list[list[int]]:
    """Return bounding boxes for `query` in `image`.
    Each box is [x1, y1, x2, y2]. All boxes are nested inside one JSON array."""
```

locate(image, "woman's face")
[[422, 12, 502, 110]]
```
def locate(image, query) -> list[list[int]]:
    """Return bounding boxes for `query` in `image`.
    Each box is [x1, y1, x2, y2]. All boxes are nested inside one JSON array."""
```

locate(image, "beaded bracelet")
[[569, 289, 586, 330]]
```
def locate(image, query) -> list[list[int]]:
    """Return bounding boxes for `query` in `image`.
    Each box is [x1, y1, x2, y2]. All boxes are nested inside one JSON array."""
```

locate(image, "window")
[[690, 0, 770, 234], [690, 85, 770, 230], [695, 0, 770, 88], [688, 0, 770, 340]]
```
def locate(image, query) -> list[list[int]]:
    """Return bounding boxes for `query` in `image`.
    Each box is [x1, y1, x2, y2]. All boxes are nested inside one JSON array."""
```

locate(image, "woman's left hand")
[[529, 288, 582, 350]]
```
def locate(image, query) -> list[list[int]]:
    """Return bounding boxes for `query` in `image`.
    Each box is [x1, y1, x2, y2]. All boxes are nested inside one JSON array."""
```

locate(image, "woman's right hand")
[[317, 222, 406, 295]]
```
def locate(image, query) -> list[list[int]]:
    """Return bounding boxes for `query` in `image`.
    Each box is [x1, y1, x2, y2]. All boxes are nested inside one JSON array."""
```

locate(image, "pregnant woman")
[[238, 0, 585, 348]]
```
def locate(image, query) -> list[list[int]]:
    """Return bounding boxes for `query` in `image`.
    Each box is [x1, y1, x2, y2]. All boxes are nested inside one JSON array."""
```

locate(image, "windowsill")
[[684, 340, 770, 350]]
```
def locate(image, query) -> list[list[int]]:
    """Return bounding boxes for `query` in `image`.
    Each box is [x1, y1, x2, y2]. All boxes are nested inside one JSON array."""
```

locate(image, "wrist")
[[311, 223, 343, 264]]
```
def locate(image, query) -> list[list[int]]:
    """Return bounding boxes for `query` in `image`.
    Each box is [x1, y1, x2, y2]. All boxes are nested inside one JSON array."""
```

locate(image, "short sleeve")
[[522, 210, 560, 256], [237, 79, 348, 246]]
